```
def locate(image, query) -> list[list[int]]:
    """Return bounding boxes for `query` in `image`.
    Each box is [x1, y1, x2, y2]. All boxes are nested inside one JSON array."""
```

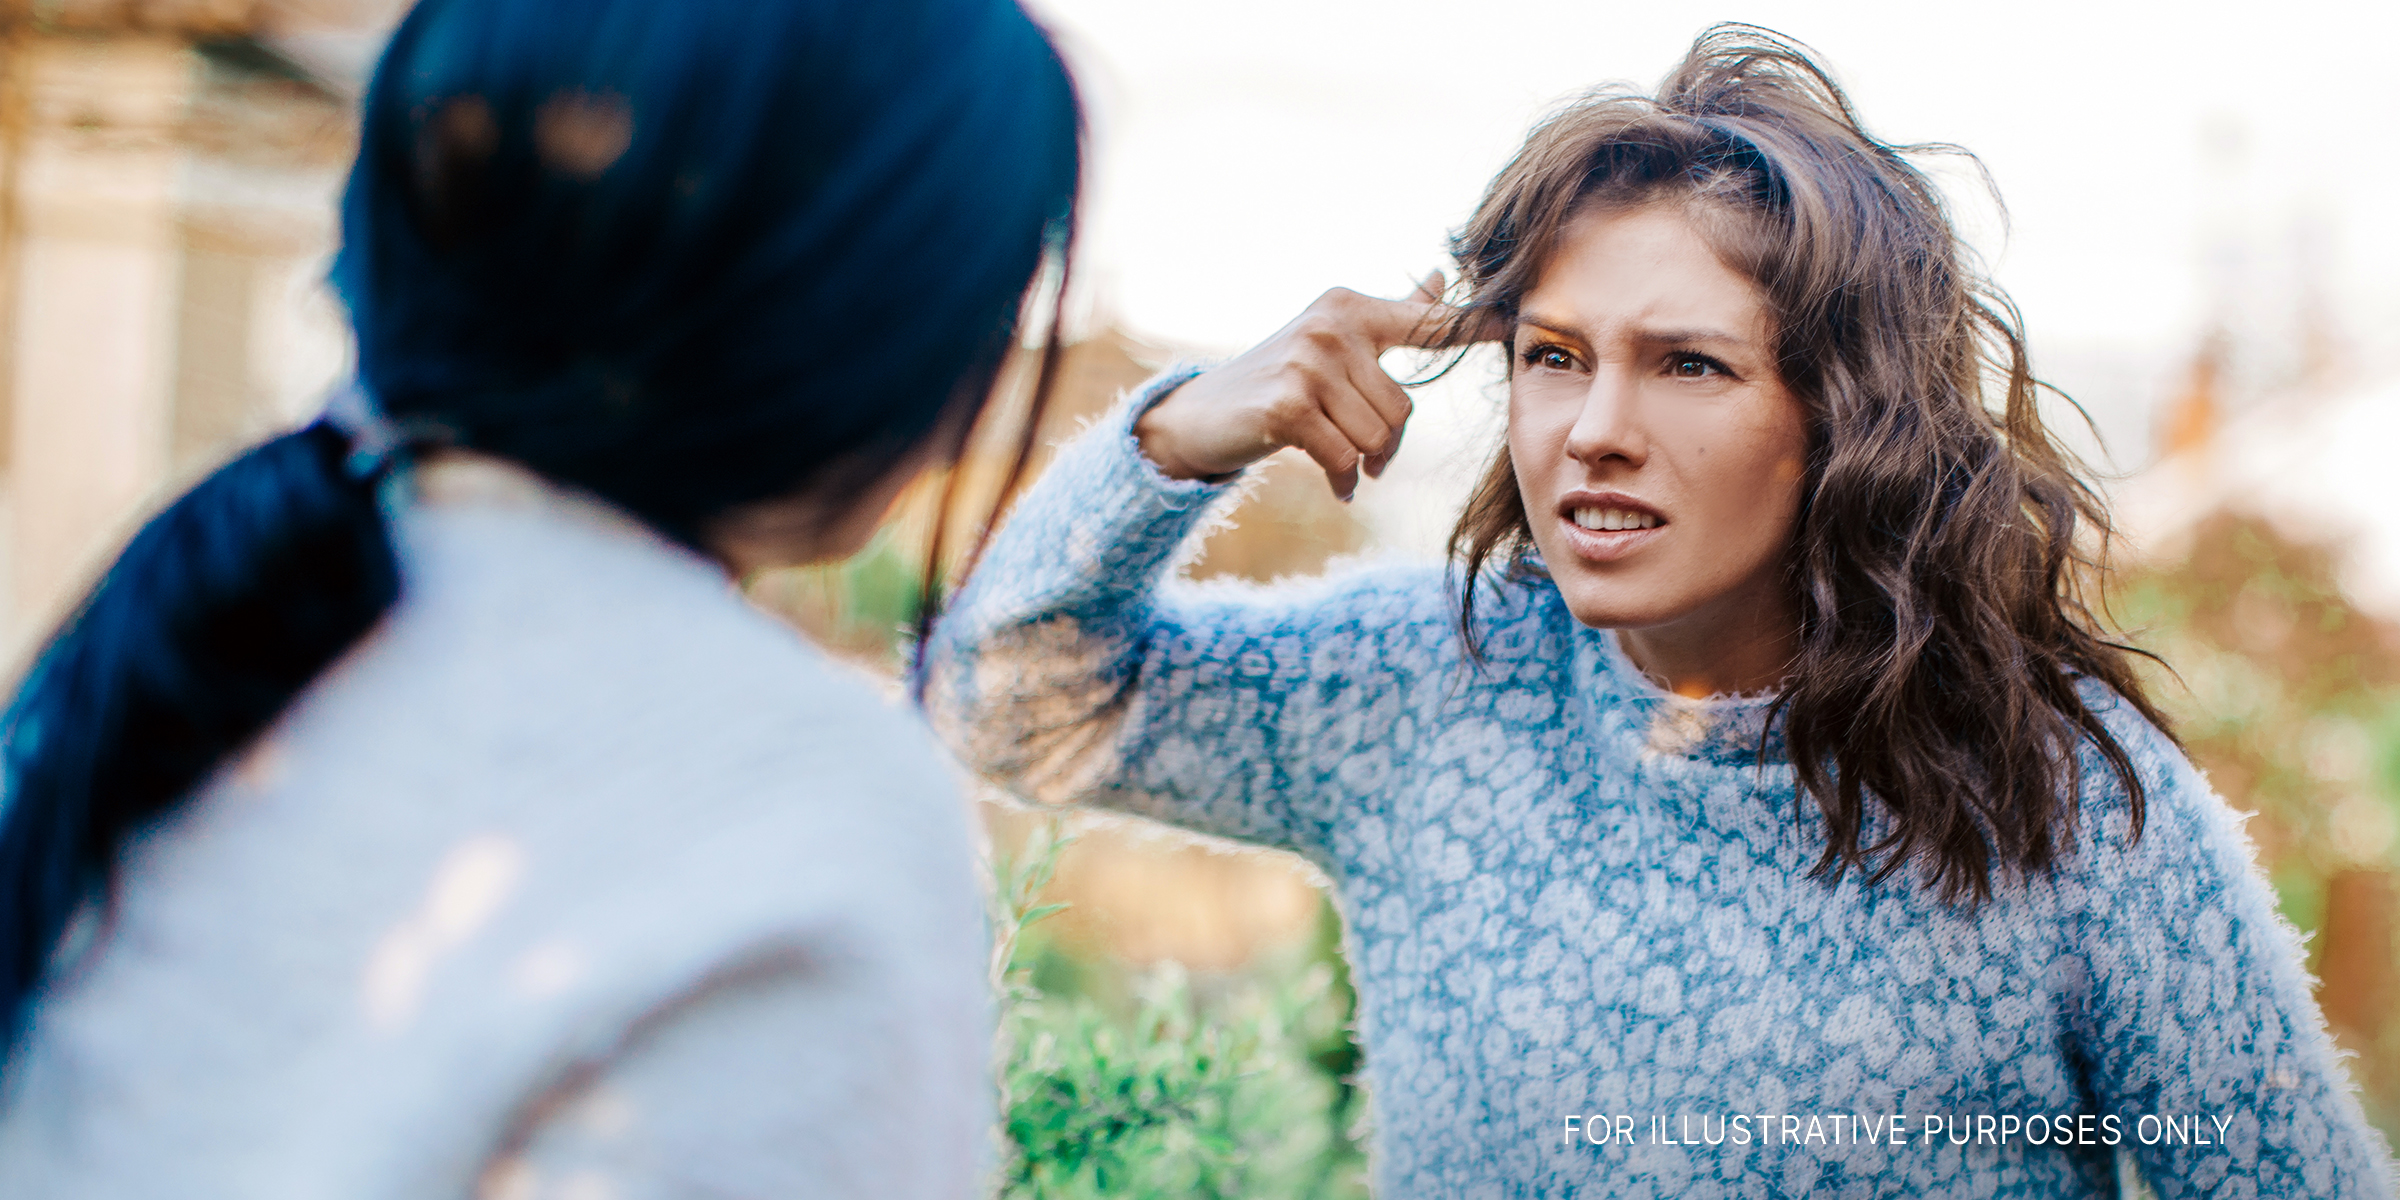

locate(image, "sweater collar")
[[1576, 622, 1790, 768]]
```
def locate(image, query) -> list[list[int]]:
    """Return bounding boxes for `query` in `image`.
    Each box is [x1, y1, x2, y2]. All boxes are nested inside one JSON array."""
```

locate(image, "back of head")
[[1446, 24, 2172, 905], [0, 0, 1079, 1066], [343, 0, 1080, 540]]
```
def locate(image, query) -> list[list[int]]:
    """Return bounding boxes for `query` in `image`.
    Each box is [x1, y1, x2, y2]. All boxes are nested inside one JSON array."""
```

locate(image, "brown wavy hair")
[[1442, 24, 2175, 905]]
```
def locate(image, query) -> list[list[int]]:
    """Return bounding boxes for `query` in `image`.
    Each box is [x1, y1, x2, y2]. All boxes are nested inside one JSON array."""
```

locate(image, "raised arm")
[[2070, 705, 2398, 1196], [923, 285, 1490, 860]]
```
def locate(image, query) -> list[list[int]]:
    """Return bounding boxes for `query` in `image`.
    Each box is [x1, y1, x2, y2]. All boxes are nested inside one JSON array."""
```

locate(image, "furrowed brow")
[[1637, 326, 1746, 347], [1514, 314, 1587, 343]]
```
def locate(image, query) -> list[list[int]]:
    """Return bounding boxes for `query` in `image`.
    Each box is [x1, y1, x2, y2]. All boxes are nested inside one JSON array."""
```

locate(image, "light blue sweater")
[[925, 366, 2398, 1199]]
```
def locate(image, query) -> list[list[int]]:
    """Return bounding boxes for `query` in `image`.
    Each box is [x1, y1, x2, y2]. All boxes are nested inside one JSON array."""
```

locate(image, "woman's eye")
[[1524, 346, 1576, 370], [1669, 354, 1723, 378]]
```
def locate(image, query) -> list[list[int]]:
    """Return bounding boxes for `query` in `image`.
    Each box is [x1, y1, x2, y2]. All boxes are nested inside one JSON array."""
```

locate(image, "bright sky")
[[1025, 0, 2400, 495]]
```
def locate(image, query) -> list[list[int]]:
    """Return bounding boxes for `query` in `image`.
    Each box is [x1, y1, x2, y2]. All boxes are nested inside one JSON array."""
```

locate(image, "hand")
[[1134, 273, 1500, 501]]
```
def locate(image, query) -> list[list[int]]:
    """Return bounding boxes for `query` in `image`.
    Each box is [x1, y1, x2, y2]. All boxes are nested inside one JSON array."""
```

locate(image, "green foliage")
[[997, 962, 1365, 1199], [985, 818, 1371, 1200], [987, 818, 1073, 1008], [2115, 514, 2400, 918]]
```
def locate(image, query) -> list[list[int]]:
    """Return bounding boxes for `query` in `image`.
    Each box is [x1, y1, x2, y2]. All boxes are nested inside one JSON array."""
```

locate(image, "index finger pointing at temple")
[[1352, 294, 1507, 351]]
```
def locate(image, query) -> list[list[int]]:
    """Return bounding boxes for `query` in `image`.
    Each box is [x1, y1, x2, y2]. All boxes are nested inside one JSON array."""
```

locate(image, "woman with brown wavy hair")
[[926, 24, 2396, 1197]]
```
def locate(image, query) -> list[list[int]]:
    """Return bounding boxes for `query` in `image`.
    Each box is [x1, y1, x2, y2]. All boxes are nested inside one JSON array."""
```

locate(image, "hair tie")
[[319, 383, 453, 481]]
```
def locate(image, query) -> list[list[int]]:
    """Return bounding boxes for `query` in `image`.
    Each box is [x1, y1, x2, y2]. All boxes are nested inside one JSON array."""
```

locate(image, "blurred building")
[[0, 0, 387, 660]]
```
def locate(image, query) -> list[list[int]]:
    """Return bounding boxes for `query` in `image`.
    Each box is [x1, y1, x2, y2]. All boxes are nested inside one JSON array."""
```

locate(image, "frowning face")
[[1508, 203, 1811, 691]]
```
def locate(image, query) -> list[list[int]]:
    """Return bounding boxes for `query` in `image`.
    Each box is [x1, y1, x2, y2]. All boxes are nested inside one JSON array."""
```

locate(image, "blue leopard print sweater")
[[925, 366, 2398, 1199]]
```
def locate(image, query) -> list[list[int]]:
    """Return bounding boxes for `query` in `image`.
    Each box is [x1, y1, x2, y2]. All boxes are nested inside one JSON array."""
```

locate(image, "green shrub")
[[986, 818, 1371, 1200]]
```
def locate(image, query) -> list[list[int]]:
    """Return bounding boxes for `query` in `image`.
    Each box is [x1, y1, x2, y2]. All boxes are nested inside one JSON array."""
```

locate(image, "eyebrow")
[[1516, 314, 1751, 347]]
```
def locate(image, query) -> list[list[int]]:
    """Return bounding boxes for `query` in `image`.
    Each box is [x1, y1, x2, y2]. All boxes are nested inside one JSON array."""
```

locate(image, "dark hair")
[[0, 0, 1079, 1060], [1444, 24, 2173, 905]]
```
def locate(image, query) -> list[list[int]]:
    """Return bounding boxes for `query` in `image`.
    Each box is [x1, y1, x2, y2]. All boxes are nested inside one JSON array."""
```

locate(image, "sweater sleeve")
[[921, 365, 1434, 864], [2066, 701, 2398, 1198]]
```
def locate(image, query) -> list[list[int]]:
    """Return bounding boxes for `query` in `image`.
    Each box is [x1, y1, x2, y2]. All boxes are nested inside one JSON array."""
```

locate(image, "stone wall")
[[0, 12, 364, 656]]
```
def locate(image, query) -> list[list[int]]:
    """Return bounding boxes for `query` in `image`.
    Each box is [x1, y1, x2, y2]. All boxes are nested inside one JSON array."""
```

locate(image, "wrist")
[[1132, 377, 1240, 483]]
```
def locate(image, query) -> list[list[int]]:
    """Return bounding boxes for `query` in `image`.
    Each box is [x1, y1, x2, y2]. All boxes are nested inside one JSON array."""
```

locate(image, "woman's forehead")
[[1518, 207, 1771, 346]]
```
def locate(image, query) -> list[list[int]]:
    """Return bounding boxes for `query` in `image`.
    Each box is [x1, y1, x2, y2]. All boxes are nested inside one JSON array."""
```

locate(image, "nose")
[[1563, 363, 1647, 470]]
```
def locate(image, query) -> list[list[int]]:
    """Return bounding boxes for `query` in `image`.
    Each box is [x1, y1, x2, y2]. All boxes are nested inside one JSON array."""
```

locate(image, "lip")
[[1554, 490, 1668, 564]]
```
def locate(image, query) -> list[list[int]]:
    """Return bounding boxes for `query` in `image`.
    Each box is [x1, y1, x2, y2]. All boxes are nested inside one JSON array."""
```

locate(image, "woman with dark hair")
[[926, 25, 2396, 1197], [0, 0, 1076, 1192]]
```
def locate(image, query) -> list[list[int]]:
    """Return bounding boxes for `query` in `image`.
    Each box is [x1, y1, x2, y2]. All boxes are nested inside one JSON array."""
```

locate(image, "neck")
[[412, 447, 688, 564], [1614, 594, 1799, 699]]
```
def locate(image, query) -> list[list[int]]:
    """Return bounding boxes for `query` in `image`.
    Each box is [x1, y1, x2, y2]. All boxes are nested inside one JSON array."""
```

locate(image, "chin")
[[1547, 576, 1687, 633]]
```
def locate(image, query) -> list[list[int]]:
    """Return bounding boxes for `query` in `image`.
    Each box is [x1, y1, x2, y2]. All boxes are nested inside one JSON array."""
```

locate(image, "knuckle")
[[1265, 390, 1315, 426], [1279, 358, 1328, 391], [1295, 318, 1344, 350]]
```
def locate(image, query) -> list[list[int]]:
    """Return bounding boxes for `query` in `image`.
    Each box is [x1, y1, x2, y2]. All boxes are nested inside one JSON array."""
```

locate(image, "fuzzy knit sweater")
[[925, 365, 2399, 1199], [0, 455, 992, 1199]]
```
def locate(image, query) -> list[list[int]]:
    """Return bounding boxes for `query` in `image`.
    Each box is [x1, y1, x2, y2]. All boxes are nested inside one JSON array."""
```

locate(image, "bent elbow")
[[920, 614, 1136, 807]]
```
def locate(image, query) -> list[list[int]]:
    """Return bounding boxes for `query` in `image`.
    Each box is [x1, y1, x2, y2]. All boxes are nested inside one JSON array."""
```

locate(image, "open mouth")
[[1556, 495, 1666, 561]]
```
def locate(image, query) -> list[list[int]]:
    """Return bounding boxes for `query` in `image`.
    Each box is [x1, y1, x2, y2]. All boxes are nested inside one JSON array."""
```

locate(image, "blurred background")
[[1, 0, 2393, 1192]]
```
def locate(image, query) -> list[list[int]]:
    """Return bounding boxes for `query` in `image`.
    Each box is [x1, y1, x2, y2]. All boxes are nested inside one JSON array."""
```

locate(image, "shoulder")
[[267, 495, 983, 1072], [2056, 677, 2272, 915], [2068, 678, 2211, 841], [302, 485, 971, 867]]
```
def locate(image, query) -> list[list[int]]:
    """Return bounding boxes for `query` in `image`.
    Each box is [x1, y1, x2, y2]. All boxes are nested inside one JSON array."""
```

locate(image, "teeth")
[[1571, 507, 1660, 532]]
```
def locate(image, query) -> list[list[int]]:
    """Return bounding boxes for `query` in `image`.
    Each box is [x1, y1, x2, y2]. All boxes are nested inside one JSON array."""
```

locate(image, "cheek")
[[816, 500, 890, 561], [1662, 405, 1809, 544], [1715, 400, 1807, 495], [1732, 433, 1811, 565], [1762, 408, 1812, 502], [1505, 383, 1576, 480]]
